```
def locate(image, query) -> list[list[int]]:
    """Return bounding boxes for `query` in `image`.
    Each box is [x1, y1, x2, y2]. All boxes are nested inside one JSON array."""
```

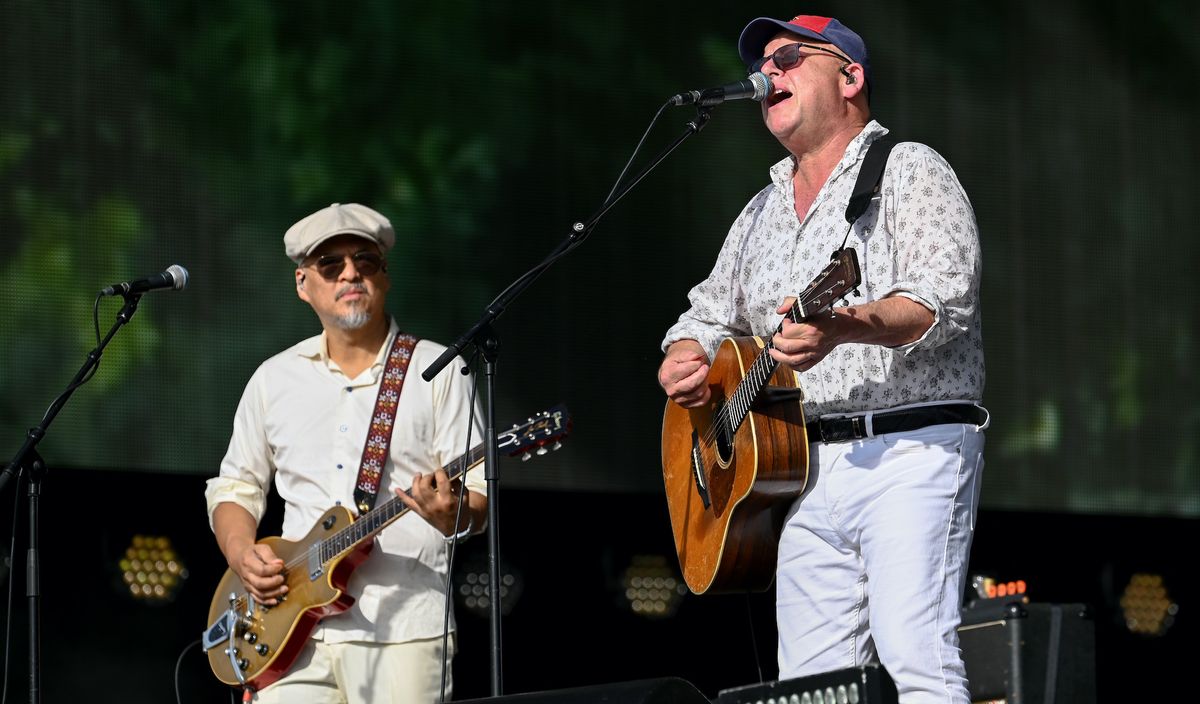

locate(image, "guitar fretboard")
[[721, 306, 798, 434], [720, 254, 855, 435], [318, 444, 484, 564]]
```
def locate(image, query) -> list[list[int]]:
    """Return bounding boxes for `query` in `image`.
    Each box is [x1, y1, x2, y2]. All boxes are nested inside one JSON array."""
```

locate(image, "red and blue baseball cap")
[[738, 15, 872, 93]]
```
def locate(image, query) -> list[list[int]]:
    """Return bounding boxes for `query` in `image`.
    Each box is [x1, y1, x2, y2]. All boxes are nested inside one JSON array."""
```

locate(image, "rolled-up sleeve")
[[883, 148, 981, 355], [205, 367, 273, 530]]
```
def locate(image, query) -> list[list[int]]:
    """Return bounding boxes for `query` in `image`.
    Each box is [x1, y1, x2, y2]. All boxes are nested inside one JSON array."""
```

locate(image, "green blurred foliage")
[[0, 0, 1196, 516]]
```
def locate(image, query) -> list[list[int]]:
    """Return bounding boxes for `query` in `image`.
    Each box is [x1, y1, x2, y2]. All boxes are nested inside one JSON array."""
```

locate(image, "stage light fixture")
[[454, 560, 523, 617], [619, 555, 687, 619], [117, 534, 188, 603], [1119, 572, 1177, 636]]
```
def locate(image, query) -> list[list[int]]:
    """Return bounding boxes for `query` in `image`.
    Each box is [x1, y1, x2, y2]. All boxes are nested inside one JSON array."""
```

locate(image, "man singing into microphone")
[[657, 15, 987, 703], [205, 203, 487, 703]]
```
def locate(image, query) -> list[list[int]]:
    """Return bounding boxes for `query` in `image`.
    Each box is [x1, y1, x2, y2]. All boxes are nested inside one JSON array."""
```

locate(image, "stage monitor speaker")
[[959, 601, 1096, 703], [454, 677, 711, 703], [716, 664, 898, 704]]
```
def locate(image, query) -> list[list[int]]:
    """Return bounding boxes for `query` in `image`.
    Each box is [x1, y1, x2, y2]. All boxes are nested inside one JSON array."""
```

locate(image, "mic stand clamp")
[[421, 102, 718, 697], [2, 292, 143, 704]]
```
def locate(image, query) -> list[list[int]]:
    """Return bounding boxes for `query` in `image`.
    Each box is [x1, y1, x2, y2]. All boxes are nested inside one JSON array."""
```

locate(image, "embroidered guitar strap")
[[353, 332, 420, 515]]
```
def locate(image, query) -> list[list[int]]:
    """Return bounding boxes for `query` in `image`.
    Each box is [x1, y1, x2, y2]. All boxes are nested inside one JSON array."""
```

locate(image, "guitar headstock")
[[790, 248, 862, 321], [498, 404, 572, 461]]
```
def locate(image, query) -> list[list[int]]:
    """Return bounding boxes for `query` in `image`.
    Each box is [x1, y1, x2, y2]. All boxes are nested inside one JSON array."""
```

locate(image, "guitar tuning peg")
[[535, 446, 549, 455], [521, 452, 532, 462], [551, 441, 562, 451]]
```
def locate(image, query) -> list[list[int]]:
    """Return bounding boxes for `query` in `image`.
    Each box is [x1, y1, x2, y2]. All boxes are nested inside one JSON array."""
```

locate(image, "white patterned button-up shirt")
[[662, 121, 984, 418]]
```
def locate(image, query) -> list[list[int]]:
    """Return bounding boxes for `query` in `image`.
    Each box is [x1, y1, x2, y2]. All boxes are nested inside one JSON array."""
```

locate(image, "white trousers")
[[776, 422, 986, 704], [253, 636, 453, 704]]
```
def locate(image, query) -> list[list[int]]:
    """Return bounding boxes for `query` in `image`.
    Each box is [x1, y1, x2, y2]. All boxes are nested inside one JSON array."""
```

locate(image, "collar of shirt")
[[293, 317, 401, 386], [768, 120, 888, 194]]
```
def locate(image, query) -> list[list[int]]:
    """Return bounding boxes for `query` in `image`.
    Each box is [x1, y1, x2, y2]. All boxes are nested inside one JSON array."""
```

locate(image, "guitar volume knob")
[[255, 644, 269, 656]]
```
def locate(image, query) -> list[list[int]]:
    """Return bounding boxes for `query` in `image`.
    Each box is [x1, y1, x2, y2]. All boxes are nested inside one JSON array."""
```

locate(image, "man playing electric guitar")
[[205, 203, 486, 703], [657, 14, 989, 704]]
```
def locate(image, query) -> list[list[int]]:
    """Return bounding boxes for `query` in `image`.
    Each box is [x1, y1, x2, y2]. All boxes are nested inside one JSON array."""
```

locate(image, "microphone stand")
[[1, 292, 143, 704], [421, 104, 713, 697]]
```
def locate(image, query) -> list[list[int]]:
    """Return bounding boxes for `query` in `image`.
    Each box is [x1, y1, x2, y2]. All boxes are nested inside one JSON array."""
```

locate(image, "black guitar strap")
[[844, 134, 898, 225]]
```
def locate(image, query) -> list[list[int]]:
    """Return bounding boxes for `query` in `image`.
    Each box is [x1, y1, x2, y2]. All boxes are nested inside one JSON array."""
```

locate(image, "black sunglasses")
[[750, 42, 853, 74], [308, 251, 385, 280]]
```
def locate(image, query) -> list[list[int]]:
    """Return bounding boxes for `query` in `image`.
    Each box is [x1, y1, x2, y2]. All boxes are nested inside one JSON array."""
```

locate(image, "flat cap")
[[283, 203, 395, 263]]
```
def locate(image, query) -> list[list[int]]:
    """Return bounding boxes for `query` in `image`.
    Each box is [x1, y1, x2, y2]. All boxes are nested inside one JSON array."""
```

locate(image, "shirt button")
[[336, 464, 343, 470], [335, 500, 342, 506], [339, 425, 348, 432], [345, 387, 353, 392]]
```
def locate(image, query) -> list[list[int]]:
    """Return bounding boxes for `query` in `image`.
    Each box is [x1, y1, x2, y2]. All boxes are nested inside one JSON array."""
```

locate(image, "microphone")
[[670, 72, 772, 107], [100, 265, 189, 296]]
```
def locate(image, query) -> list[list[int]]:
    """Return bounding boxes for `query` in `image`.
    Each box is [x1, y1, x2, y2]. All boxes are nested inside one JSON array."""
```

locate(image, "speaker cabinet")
[[454, 677, 711, 703], [959, 602, 1096, 703], [716, 665, 898, 704]]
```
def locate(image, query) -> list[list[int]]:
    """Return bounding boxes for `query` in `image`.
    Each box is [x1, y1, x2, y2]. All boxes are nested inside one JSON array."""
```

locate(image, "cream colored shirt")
[[205, 319, 486, 644]]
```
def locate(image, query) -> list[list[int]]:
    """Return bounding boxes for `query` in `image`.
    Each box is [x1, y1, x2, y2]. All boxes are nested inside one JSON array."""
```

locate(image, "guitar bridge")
[[690, 429, 711, 509]]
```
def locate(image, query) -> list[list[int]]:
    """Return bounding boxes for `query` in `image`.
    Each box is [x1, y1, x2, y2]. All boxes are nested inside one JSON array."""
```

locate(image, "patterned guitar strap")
[[353, 331, 420, 515]]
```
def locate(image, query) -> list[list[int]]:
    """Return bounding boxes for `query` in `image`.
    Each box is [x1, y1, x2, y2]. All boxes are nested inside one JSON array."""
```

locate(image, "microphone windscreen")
[[748, 72, 772, 101], [167, 264, 190, 290]]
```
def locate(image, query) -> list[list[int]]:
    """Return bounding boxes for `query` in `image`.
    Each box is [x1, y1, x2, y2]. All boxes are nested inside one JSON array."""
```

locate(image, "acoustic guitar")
[[202, 405, 571, 689], [661, 250, 861, 594]]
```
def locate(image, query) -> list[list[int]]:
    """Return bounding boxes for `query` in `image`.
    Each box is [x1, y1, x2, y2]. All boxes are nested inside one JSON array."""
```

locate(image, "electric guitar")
[[661, 250, 861, 594], [202, 405, 571, 689]]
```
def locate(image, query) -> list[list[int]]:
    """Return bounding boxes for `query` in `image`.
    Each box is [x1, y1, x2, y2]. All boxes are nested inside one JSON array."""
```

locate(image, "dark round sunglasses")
[[750, 42, 853, 75], [308, 251, 385, 280]]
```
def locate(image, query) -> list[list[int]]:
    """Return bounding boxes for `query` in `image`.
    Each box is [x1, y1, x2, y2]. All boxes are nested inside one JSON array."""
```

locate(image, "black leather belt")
[[805, 403, 988, 444]]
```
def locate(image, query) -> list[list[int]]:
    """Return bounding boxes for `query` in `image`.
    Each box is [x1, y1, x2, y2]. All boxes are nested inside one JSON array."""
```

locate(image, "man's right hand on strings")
[[659, 340, 712, 408]]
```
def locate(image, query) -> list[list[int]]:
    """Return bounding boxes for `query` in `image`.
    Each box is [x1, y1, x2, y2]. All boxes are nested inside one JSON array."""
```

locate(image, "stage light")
[[1119, 573, 1177, 636], [619, 555, 687, 619], [117, 534, 188, 603], [454, 560, 523, 617]]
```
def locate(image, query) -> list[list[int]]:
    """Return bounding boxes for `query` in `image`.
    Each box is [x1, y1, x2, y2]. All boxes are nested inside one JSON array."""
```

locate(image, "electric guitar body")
[[203, 406, 572, 690]]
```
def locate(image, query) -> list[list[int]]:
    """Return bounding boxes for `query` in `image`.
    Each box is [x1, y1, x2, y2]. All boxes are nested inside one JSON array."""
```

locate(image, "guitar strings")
[[692, 265, 848, 452], [695, 313, 790, 450], [228, 411, 567, 613], [228, 451, 477, 614]]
